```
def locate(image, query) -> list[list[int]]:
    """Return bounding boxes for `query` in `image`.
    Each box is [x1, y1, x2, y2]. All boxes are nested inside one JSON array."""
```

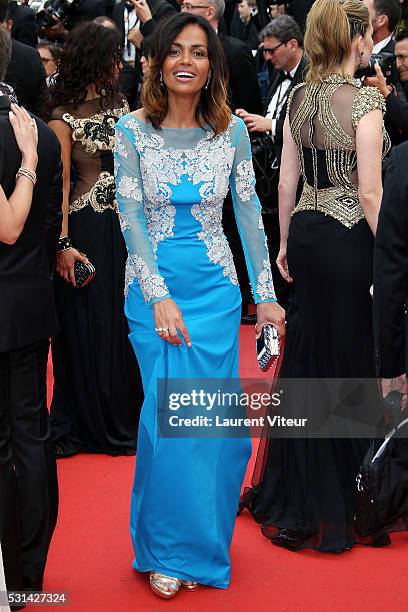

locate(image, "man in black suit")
[[0, 27, 62, 595], [1, 0, 47, 117], [363, 0, 400, 54], [236, 15, 305, 308], [237, 15, 304, 163], [373, 141, 408, 397]]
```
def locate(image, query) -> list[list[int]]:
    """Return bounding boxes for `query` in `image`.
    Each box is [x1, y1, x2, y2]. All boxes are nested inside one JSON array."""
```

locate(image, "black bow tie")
[[283, 71, 293, 81]]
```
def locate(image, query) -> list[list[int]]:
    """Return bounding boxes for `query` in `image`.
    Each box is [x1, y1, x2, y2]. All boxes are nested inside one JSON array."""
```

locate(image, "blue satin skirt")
[[125, 205, 252, 588]]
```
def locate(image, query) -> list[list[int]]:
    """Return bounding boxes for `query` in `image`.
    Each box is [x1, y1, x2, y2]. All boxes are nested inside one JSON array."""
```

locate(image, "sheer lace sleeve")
[[229, 118, 276, 303], [114, 116, 170, 305]]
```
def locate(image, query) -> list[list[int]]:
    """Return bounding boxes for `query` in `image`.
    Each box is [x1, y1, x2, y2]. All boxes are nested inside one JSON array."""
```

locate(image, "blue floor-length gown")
[[114, 114, 276, 588]]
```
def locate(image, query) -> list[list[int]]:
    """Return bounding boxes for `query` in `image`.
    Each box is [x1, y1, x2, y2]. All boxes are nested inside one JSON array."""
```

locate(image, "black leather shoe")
[[241, 313, 257, 325], [271, 528, 315, 551]]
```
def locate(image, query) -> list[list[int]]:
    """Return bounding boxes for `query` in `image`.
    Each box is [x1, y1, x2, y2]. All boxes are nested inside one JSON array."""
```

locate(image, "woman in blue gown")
[[114, 13, 285, 598]]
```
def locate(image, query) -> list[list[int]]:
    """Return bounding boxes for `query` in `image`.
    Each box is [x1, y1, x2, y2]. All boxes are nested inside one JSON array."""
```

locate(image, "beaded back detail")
[[287, 75, 390, 228]]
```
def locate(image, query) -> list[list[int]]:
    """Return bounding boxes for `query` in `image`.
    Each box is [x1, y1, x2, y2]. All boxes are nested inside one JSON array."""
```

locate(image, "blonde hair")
[[304, 0, 370, 83]]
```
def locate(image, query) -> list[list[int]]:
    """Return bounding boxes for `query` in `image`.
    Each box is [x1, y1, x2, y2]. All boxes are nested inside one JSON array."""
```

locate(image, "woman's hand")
[[9, 103, 38, 169], [56, 247, 89, 286], [255, 302, 286, 339], [276, 245, 293, 283], [153, 298, 192, 347], [236, 108, 271, 133]]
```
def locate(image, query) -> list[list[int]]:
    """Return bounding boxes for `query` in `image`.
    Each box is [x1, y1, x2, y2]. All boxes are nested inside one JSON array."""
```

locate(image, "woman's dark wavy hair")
[[50, 22, 122, 110], [142, 13, 231, 135]]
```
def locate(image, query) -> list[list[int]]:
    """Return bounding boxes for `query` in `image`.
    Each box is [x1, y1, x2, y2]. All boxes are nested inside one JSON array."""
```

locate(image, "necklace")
[[323, 73, 359, 87]]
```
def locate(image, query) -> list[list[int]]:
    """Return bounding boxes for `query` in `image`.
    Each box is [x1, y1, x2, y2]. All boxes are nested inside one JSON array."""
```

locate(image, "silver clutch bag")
[[256, 324, 280, 372]]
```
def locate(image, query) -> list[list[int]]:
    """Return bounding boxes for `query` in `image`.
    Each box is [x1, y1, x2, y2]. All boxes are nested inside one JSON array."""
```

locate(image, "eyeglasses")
[[396, 54, 408, 62], [181, 3, 210, 10], [262, 42, 286, 56]]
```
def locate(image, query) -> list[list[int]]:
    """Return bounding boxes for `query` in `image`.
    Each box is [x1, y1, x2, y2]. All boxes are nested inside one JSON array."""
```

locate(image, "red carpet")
[[43, 326, 408, 611]]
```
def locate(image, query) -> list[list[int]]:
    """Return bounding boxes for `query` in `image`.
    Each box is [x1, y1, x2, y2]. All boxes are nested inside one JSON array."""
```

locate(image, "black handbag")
[[354, 391, 408, 537], [250, 133, 278, 208]]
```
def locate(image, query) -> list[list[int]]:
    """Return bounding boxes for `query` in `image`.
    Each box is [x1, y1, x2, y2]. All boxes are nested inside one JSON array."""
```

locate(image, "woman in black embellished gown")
[[48, 23, 142, 457], [240, 0, 403, 552]]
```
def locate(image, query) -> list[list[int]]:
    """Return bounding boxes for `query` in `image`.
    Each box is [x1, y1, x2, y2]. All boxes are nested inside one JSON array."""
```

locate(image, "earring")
[[160, 69, 164, 85], [358, 49, 364, 69], [205, 70, 212, 90]]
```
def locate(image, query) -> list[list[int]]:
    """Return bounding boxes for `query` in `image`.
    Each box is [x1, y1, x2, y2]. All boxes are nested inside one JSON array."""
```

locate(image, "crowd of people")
[[0, 0, 408, 607]]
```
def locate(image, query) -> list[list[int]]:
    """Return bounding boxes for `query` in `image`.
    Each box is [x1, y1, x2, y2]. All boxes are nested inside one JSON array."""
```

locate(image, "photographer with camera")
[[365, 29, 408, 145], [37, 0, 105, 42]]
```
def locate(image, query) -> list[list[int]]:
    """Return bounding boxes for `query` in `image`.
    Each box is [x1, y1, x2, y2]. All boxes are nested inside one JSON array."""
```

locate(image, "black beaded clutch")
[[74, 260, 96, 288], [256, 324, 280, 372]]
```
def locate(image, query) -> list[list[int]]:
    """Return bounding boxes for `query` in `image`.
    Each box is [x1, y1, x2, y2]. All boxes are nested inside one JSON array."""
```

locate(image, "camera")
[[35, 0, 80, 28], [355, 52, 397, 84]]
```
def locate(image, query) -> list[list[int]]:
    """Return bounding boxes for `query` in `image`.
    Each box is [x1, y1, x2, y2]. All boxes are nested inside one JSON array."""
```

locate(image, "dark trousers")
[[0, 340, 58, 591], [223, 197, 252, 308]]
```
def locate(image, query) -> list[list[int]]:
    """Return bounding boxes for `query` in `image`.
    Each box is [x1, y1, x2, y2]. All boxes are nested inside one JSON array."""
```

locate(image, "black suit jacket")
[[385, 81, 408, 146], [5, 39, 47, 118], [0, 96, 62, 353], [219, 33, 262, 114], [263, 55, 306, 164], [9, 2, 38, 48], [65, 0, 105, 29], [289, 0, 315, 29], [373, 142, 408, 378], [380, 37, 395, 56]]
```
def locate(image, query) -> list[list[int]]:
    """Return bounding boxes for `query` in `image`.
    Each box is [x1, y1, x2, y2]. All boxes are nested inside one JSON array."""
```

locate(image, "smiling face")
[[162, 24, 210, 95]]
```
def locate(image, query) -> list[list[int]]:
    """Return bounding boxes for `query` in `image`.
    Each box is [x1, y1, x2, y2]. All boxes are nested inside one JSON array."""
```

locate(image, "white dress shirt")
[[372, 34, 392, 55], [123, 7, 139, 64], [266, 60, 301, 139]]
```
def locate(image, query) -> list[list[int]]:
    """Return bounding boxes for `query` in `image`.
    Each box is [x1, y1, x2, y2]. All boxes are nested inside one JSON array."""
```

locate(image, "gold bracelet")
[[16, 167, 37, 186]]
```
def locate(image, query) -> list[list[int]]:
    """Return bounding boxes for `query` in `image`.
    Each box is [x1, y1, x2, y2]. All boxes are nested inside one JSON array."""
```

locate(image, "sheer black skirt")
[[241, 211, 408, 550], [50, 207, 143, 456]]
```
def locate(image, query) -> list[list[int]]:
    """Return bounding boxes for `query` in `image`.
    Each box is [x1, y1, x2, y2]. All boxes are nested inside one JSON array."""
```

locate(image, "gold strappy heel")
[[180, 579, 200, 591], [149, 572, 181, 599]]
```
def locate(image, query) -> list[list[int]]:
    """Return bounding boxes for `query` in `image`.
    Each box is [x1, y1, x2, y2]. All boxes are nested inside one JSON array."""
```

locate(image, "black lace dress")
[[50, 97, 143, 456]]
